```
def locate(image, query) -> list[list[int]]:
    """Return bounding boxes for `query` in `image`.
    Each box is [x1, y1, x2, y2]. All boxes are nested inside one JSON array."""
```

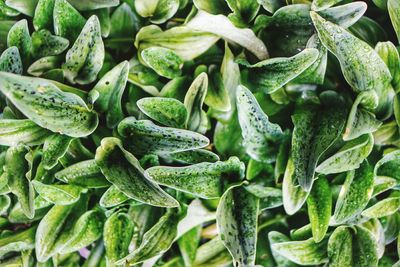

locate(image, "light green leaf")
[[362, 197, 400, 218], [184, 72, 208, 133], [0, 119, 52, 146], [104, 211, 135, 265], [226, 0, 260, 27], [268, 231, 297, 267], [257, 0, 280, 13], [33, 0, 55, 31], [27, 55, 63, 76], [236, 85, 283, 162], [388, 0, 400, 43], [217, 185, 259, 266], [141, 47, 183, 79], [137, 97, 187, 128], [307, 175, 331, 242], [163, 149, 219, 164], [4, 145, 34, 219], [7, 19, 31, 66], [376, 41, 400, 91], [145, 156, 244, 199], [116, 209, 180, 265], [239, 48, 319, 94], [192, 237, 232, 267], [42, 134, 73, 169], [374, 150, 400, 180], [0, 46, 22, 74], [0, 225, 36, 258], [271, 237, 328, 265], [134, 0, 179, 24], [0, 0, 20, 16], [91, 60, 129, 128], [32, 180, 86, 205], [0, 194, 10, 215], [311, 0, 342, 11], [187, 10, 269, 60], [372, 176, 397, 197], [118, 118, 209, 154], [31, 29, 69, 59], [193, 0, 229, 14], [135, 25, 219, 61], [0, 72, 99, 137], [66, 0, 119, 11], [245, 183, 283, 210], [9, 196, 52, 224], [316, 134, 374, 174], [95, 137, 179, 207], [333, 161, 374, 224], [55, 159, 109, 188], [318, 2, 367, 28], [62, 15, 104, 85], [99, 185, 130, 208], [178, 225, 201, 266], [53, 0, 86, 42], [5, 0, 38, 16]]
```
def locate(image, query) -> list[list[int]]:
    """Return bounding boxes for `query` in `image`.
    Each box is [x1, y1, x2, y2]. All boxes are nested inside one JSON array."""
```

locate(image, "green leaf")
[[163, 149, 219, 164], [372, 176, 397, 197], [109, 3, 139, 41], [0, 46, 22, 74], [32, 180, 86, 205], [184, 72, 208, 133], [62, 15, 104, 85], [66, 0, 119, 11], [91, 60, 129, 128], [362, 197, 400, 218], [99, 185, 130, 208], [4, 145, 34, 219], [42, 134, 73, 169], [244, 183, 283, 210], [53, 0, 86, 42], [333, 161, 374, 224], [27, 55, 63, 76], [137, 97, 187, 128], [145, 156, 244, 199], [7, 19, 31, 66], [9, 196, 52, 223], [239, 48, 319, 94], [104, 211, 135, 265], [311, 0, 342, 11], [217, 185, 259, 266], [187, 10, 269, 60], [192, 237, 232, 267], [134, 0, 179, 24], [31, 29, 69, 59], [5, 0, 38, 16], [268, 231, 297, 267], [178, 225, 201, 266], [135, 25, 219, 61], [95, 137, 179, 207], [141, 47, 183, 79], [307, 175, 331, 242], [374, 150, 400, 180], [236, 85, 283, 162], [388, 0, 400, 43], [271, 237, 328, 265], [118, 118, 209, 154], [33, 0, 55, 31], [0, 225, 36, 257], [316, 134, 374, 174], [0, 119, 52, 146], [375, 41, 400, 91], [0, 72, 99, 137], [193, 0, 229, 14], [116, 209, 180, 265], [310, 11, 393, 119], [0, 194, 10, 215], [226, 0, 260, 27]]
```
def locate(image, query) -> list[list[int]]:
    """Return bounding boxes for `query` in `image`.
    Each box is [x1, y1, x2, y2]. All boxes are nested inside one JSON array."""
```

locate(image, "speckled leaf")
[[226, 0, 260, 27], [374, 150, 400, 180], [116, 209, 180, 265], [268, 232, 297, 267], [205, 60, 231, 113], [60, 210, 104, 254], [4, 145, 34, 219], [184, 73, 208, 133], [192, 237, 232, 267], [31, 29, 69, 59], [372, 176, 397, 197], [99, 185, 129, 208], [135, 0, 179, 24], [352, 226, 378, 267], [362, 197, 400, 218], [91, 61, 129, 128], [316, 134, 374, 174], [104, 212, 135, 265], [141, 47, 183, 79], [187, 10, 268, 60], [0, 0, 19, 16], [0, 72, 99, 137], [0, 46, 22, 74], [236, 85, 283, 162], [8, 195, 52, 224], [118, 118, 209, 154], [5, 0, 38, 16], [53, 0, 86, 42], [376, 41, 400, 91], [327, 226, 353, 267], [135, 25, 219, 61], [0, 225, 36, 258], [318, 2, 367, 28], [283, 157, 309, 215], [388, 0, 400, 43], [245, 183, 283, 210], [271, 237, 328, 265], [32, 180, 86, 205], [163, 149, 219, 164], [7, 19, 31, 66], [239, 48, 318, 94], [333, 161, 374, 224], [0, 119, 52, 146], [62, 15, 104, 85], [307, 175, 331, 242], [95, 137, 179, 207], [33, 0, 55, 31], [311, 12, 393, 119], [42, 134, 73, 169], [137, 97, 187, 128], [27, 55, 63, 76], [145, 156, 244, 199], [66, 0, 119, 11], [217, 185, 259, 266], [311, 0, 344, 11]]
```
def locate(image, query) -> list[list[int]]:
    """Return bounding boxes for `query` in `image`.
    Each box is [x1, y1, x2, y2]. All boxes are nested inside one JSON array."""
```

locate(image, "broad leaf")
[[184, 72, 208, 133], [31, 29, 69, 59], [7, 19, 31, 66], [134, 0, 179, 24], [362, 197, 400, 218], [0, 119, 52, 146], [99, 185, 129, 208], [32, 180, 86, 205], [0, 225, 36, 257], [141, 47, 183, 79], [0, 46, 22, 74], [42, 134, 73, 169], [388, 0, 400, 43], [53, 0, 86, 42], [163, 149, 219, 164]]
